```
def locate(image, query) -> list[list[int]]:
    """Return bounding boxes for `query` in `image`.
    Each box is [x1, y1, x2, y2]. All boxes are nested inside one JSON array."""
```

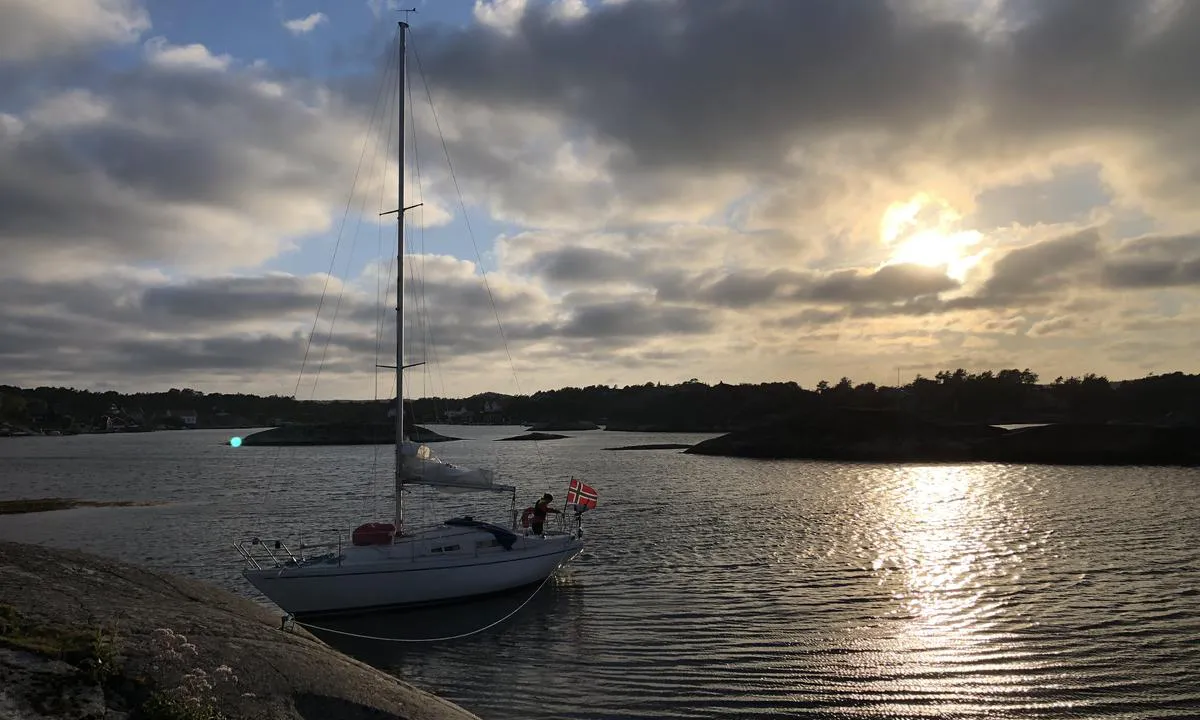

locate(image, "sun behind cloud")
[[881, 194, 987, 283]]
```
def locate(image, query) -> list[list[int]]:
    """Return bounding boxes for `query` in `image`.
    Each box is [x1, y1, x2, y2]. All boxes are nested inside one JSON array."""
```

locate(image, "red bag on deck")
[[351, 522, 396, 546]]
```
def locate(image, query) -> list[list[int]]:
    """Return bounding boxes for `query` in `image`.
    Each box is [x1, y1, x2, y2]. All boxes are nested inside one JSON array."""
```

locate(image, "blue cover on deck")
[[443, 517, 518, 550]]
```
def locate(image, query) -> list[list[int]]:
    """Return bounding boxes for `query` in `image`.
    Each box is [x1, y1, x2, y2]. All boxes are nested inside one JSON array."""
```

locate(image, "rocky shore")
[[497, 432, 568, 441], [0, 541, 480, 720], [0, 499, 165, 515], [685, 408, 1200, 466], [237, 422, 458, 447], [603, 443, 695, 451], [602, 422, 733, 432], [525, 421, 599, 431]]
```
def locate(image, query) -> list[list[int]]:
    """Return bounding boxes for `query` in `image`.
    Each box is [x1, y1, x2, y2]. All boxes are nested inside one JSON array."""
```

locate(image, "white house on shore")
[[167, 409, 198, 427]]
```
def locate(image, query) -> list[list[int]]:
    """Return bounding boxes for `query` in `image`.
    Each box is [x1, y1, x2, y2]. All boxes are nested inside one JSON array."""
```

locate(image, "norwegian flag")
[[565, 477, 598, 509]]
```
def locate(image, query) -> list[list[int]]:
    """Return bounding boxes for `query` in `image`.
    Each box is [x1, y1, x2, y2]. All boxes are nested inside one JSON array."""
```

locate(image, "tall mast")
[[394, 20, 408, 532]]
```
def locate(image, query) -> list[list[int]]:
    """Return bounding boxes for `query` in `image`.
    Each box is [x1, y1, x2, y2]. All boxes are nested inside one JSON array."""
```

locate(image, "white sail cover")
[[398, 442, 513, 493]]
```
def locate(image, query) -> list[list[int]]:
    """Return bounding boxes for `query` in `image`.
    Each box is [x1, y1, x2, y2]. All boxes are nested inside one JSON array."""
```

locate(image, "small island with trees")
[[2, 368, 1198, 465]]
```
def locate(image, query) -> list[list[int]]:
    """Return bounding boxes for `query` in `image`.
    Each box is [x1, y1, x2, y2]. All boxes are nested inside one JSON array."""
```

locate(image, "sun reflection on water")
[[882, 466, 981, 625], [851, 464, 1053, 709]]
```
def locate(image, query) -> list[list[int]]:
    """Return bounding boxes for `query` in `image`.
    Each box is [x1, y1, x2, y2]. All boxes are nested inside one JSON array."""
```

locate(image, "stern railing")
[[235, 528, 347, 569]]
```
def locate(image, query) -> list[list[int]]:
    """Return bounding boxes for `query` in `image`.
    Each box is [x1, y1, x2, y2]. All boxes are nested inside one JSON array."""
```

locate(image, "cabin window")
[[430, 544, 461, 553], [476, 539, 500, 549]]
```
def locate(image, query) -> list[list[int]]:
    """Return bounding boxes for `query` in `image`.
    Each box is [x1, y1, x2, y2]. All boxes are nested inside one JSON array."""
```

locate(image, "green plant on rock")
[[0, 603, 121, 682], [79, 623, 121, 683], [0, 603, 18, 635]]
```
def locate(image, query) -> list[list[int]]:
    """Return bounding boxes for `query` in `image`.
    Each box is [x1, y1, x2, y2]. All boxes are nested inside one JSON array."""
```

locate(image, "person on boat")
[[531, 493, 560, 535]]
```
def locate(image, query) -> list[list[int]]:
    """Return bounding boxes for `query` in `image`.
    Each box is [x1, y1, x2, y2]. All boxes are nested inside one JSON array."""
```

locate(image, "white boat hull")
[[243, 527, 583, 617]]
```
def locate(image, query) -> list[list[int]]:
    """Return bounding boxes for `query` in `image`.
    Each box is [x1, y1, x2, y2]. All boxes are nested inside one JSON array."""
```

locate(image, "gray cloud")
[[0, 313, 88, 359], [0, 0, 149, 64], [108, 334, 310, 374], [0, 44, 374, 275], [4, 0, 1200, 394], [844, 227, 1200, 320], [768, 309, 847, 329], [409, 0, 1200, 231], [1102, 258, 1200, 289], [694, 270, 800, 308], [518, 246, 639, 285], [1101, 234, 1200, 288], [987, 0, 1200, 136], [1028, 316, 1077, 337], [424, 0, 980, 175], [556, 297, 713, 341], [517, 240, 964, 310], [977, 229, 1103, 300], [0, 263, 720, 389], [964, 0, 1200, 217], [141, 275, 329, 320], [805, 263, 960, 303], [586, 259, 958, 310], [0, 273, 318, 381]]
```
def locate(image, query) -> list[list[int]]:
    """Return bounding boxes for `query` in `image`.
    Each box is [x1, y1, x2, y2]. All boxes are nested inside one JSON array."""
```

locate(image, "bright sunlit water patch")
[[1, 431, 1199, 719], [844, 465, 1063, 714]]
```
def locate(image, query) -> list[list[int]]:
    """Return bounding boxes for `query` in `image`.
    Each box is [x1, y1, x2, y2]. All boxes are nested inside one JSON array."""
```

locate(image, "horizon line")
[[4, 368, 1195, 402]]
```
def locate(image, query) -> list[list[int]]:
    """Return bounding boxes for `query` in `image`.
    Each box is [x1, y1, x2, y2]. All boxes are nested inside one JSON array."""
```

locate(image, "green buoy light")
[[230, 436, 242, 448]]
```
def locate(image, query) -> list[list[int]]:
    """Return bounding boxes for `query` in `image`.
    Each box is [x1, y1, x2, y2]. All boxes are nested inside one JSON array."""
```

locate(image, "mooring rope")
[[283, 570, 557, 643]]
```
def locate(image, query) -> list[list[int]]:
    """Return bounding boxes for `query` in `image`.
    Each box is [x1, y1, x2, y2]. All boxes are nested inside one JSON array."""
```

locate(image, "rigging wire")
[[369, 33, 404, 518], [406, 53, 429, 411], [308, 62, 400, 403], [408, 33, 527, 402], [411, 73, 445, 411], [261, 25, 400, 508], [302, 28, 398, 403], [408, 30, 550, 478], [403, 51, 449, 434]]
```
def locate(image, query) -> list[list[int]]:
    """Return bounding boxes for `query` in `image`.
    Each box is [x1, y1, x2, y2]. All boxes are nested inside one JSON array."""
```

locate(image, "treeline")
[[410, 371, 1200, 430], [814, 369, 1199, 425], [0, 386, 391, 433], [2, 369, 1198, 435]]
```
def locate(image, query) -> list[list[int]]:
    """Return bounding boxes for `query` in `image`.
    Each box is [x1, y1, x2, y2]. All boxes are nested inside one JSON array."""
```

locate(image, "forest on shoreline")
[[2, 368, 1198, 436]]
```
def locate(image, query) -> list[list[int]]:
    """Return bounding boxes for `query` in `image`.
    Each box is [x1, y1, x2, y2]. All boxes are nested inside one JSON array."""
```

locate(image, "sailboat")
[[235, 21, 589, 619]]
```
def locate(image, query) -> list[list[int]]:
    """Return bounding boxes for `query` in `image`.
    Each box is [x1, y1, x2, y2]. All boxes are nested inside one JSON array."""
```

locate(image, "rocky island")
[[497, 432, 568, 441], [603, 443, 695, 451], [0, 498, 165, 515], [0, 541, 480, 720], [525, 421, 599, 431], [685, 408, 1200, 466], [237, 422, 458, 447]]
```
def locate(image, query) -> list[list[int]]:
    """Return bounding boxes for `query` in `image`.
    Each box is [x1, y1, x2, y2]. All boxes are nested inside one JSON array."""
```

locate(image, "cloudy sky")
[[2, 0, 1198, 400]]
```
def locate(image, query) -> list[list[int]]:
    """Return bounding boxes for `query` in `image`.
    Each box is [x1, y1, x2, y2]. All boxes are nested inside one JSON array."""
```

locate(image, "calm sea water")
[[2, 427, 1199, 719]]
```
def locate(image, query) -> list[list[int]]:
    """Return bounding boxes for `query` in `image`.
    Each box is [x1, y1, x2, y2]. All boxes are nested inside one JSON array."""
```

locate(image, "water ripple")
[[2, 429, 1199, 719]]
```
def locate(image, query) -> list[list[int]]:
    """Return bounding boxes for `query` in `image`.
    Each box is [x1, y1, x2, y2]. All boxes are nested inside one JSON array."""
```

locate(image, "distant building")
[[167, 409, 198, 427]]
